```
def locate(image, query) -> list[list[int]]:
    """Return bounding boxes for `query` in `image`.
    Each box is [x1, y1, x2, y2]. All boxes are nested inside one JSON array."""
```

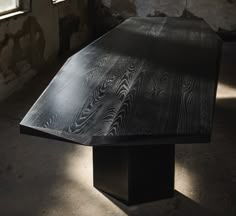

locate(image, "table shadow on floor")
[[101, 190, 222, 216]]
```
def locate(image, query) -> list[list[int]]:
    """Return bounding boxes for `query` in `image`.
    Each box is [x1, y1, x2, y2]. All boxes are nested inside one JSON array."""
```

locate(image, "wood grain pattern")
[[20, 17, 222, 146]]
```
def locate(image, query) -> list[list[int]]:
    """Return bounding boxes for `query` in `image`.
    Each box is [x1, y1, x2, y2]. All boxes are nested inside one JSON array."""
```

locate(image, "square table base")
[[93, 144, 175, 205]]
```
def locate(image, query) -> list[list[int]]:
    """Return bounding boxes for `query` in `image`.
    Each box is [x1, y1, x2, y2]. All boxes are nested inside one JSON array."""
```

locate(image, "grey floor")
[[0, 42, 235, 216]]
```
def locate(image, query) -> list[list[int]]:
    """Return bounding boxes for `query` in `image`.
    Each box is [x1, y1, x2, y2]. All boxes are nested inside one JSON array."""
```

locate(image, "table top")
[[20, 17, 222, 146]]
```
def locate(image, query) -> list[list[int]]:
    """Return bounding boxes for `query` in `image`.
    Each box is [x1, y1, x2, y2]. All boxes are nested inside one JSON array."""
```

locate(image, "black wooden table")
[[20, 17, 222, 205]]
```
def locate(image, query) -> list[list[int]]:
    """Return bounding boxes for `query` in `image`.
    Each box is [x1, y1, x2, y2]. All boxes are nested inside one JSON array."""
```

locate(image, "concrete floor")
[[0, 42, 236, 216]]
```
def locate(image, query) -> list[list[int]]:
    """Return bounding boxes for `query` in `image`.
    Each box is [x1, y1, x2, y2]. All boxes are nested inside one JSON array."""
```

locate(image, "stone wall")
[[98, 0, 236, 33], [0, 0, 89, 101]]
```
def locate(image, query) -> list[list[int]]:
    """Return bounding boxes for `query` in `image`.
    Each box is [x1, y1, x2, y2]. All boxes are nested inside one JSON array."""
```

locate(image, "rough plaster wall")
[[187, 0, 236, 31], [0, 16, 44, 100], [32, 0, 59, 60], [101, 0, 236, 31], [0, 0, 89, 101]]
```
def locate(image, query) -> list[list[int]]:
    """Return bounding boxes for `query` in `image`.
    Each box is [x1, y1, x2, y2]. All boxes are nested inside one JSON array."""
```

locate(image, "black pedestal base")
[[93, 145, 175, 205]]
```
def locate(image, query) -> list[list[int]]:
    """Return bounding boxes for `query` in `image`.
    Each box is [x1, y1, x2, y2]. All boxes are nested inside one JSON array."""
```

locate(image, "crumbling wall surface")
[[0, 0, 89, 101], [100, 0, 236, 31]]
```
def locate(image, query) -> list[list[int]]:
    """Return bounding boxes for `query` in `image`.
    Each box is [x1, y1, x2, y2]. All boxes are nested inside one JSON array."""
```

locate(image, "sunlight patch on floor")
[[216, 82, 236, 99], [175, 161, 199, 201], [43, 146, 127, 216]]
